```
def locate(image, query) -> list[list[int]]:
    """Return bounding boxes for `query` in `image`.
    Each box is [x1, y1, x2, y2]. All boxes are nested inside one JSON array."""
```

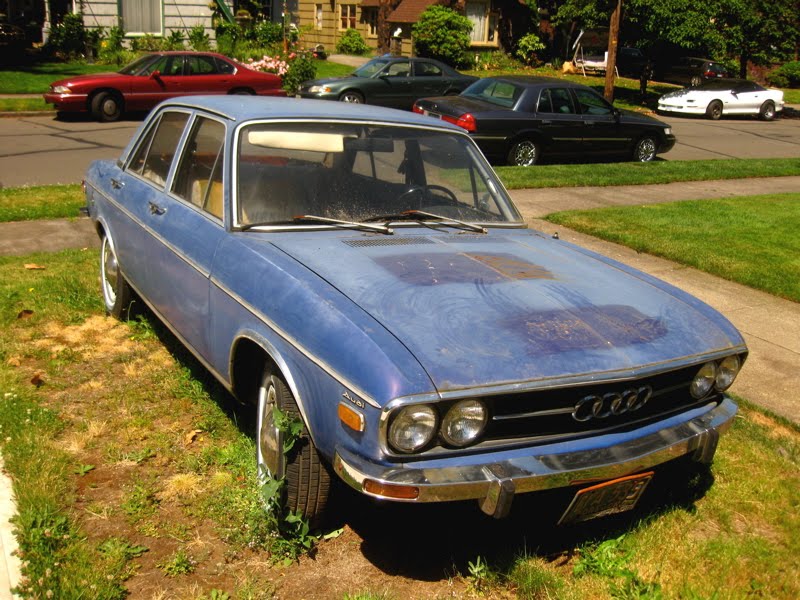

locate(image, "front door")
[[573, 88, 630, 157]]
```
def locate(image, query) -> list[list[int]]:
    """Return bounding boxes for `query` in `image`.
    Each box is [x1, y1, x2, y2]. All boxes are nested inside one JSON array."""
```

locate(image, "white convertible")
[[657, 79, 784, 121]]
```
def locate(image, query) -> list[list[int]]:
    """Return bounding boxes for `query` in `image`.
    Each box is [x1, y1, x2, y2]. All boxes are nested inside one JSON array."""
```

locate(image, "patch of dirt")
[[746, 410, 799, 442]]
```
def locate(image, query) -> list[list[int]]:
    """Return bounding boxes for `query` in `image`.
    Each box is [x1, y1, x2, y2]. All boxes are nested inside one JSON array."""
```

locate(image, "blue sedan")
[[85, 96, 746, 526]]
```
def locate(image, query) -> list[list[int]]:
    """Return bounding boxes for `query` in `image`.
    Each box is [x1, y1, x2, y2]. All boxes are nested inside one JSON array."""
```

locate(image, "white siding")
[[80, 0, 234, 37]]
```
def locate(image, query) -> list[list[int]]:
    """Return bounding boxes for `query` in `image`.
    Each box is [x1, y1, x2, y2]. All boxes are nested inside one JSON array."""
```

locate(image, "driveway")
[[1, 111, 799, 187]]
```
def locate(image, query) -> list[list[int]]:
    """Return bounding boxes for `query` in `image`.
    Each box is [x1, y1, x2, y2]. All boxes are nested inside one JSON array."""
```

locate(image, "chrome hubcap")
[[636, 138, 656, 161], [101, 237, 118, 306], [342, 94, 361, 103], [514, 142, 537, 166], [257, 378, 284, 482], [102, 98, 117, 116]]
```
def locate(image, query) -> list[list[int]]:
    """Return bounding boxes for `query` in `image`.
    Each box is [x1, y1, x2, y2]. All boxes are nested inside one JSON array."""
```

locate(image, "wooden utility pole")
[[604, 0, 622, 102]]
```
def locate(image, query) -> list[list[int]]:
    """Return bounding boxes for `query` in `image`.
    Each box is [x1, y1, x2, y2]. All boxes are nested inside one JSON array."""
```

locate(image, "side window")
[[163, 55, 184, 76], [546, 88, 575, 114], [415, 62, 442, 77], [186, 55, 218, 76], [172, 117, 226, 219], [128, 111, 189, 188], [574, 89, 612, 116], [537, 89, 553, 113], [215, 57, 235, 75], [386, 61, 410, 77], [141, 55, 169, 75]]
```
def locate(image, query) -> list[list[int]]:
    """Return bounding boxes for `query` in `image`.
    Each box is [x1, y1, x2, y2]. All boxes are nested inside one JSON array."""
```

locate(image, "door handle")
[[541, 120, 553, 125], [148, 201, 166, 216], [110, 178, 124, 189]]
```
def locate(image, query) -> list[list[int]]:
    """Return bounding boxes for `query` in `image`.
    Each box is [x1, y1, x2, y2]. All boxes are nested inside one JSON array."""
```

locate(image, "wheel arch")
[[230, 333, 315, 437], [228, 87, 256, 95], [338, 88, 366, 101]]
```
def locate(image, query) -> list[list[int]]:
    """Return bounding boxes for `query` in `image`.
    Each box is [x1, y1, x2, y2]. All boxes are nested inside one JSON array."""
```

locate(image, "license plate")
[[558, 472, 653, 525]]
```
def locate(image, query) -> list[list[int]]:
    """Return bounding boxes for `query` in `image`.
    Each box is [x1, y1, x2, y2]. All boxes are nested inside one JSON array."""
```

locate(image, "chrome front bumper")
[[334, 398, 736, 518]]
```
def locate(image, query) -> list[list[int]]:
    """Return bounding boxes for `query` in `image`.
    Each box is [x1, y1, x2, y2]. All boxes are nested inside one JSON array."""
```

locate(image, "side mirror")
[[149, 70, 161, 79]]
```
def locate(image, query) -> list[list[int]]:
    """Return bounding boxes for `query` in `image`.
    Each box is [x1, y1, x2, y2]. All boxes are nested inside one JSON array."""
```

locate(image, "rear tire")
[[256, 367, 331, 527], [690, 75, 702, 87], [706, 100, 723, 120], [507, 139, 540, 167], [90, 91, 122, 122], [758, 100, 776, 121], [632, 136, 657, 162], [100, 232, 135, 320]]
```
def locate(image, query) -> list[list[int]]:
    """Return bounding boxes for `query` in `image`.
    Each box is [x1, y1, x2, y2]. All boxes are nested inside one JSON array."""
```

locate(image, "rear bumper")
[[334, 398, 736, 517]]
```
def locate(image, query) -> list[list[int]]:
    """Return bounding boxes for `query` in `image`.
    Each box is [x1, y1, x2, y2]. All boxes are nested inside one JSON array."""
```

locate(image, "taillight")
[[442, 113, 476, 132], [704, 70, 714, 77], [412, 103, 423, 114]]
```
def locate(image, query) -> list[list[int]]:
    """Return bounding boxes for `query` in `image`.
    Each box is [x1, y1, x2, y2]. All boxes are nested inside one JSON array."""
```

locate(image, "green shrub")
[[165, 29, 185, 51], [767, 61, 800, 88], [46, 13, 87, 58], [412, 6, 472, 68], [188, 25, 211, 51], [250, 20, 283, 46], [282, 52, 317, 95], [515, 32, 546, 66], [130, 34, 164, 52], [335, 29, 369, 55]]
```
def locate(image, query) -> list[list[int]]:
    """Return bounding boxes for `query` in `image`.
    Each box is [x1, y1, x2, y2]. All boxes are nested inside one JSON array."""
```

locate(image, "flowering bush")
[[248, 54, 291, 77], [247, 51, 317, 95]]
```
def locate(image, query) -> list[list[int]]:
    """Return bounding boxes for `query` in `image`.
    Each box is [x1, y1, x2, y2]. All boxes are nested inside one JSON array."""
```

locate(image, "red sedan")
[[43, 51, 286, 122]]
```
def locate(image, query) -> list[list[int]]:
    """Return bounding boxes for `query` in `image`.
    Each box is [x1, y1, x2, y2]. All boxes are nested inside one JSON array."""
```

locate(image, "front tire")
[[90, 91, 122, 122], [256, 368, 331, 526], [632, 136, 657, 162], [339, 90, 364, 104], [100, 233, 135, 319], [507, 139, 540, 166], [759, 100, 776, 121], [706, 100, 723, 120]]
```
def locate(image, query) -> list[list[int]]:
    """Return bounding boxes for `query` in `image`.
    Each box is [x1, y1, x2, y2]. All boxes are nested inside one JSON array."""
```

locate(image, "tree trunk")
[[604, 0, 622, 103]]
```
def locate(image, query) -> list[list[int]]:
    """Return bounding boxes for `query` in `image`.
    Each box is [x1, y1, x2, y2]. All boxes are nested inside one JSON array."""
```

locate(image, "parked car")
[[0, 22, 26, 59], [413, 76, 675, 166], [655, 57, 729, 87], [297, 56, 477, 110], [658, 79, 784, 121], [616, 47, 648, 79], [85, 96, 745, 525], [43, 51, 285, 122]]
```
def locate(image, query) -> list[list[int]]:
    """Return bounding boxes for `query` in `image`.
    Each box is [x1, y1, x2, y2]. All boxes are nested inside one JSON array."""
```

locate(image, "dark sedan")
[[297, 56, 477, 110], [43, 51, 286, 122], [413, 76, 675, 166]]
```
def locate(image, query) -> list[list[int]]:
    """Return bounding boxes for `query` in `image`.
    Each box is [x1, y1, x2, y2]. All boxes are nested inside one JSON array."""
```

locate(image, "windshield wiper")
[[363, 210, 487, 234], [241, 215, 393, 234]]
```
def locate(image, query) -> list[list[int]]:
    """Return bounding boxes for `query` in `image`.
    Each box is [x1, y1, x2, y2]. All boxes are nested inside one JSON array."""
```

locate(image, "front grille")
[[409, 363, 721, 459]]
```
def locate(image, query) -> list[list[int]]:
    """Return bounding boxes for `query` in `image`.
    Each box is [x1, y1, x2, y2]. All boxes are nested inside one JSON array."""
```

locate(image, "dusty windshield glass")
[[236, 122, 521, 227]]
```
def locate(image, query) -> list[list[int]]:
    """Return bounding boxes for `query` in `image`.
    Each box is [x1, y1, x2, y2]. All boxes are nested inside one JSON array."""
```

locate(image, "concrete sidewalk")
[[0, 176, 797, 597]]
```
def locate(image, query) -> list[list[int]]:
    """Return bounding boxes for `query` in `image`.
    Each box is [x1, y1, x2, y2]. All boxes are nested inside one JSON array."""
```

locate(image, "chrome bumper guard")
[[334, 399, 736, 518]]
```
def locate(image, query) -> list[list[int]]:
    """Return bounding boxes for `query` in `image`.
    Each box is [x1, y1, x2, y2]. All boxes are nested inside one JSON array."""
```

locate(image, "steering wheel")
[[397, 184, 459, 206]]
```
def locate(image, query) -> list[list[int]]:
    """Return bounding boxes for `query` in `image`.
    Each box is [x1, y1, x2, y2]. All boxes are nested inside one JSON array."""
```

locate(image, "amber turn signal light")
[[338, 401, 365, 432], [363, 479, 419, 500]]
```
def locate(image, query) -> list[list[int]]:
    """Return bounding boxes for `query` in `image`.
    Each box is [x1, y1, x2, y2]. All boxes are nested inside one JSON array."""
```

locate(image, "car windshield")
[[352, 59, 391, 78], [118, 54, 160, 75], [236, 122, 522, 228], [461, 79, 524, 108]]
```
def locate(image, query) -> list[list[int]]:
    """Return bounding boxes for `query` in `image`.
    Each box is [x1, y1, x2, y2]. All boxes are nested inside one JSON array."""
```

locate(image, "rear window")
[[462, 79, 523, 108]]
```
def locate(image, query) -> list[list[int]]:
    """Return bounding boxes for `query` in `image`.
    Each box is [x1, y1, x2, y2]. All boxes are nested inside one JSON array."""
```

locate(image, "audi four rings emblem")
[[572, 386, 653, 422]]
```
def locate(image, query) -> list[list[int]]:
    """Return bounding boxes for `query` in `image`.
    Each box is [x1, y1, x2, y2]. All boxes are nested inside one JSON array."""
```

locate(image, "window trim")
[[339, 3, 358, 31], [124, 108, 193, 191]]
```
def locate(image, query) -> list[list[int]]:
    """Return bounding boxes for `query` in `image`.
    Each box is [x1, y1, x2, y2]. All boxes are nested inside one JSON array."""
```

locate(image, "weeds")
[[158, 547, 196, 576]]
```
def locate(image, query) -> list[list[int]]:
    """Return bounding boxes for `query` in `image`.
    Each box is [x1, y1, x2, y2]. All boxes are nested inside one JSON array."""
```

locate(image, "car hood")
[[270, 230, 743, 393], [616, 108, 669, 127], [49, 72, 128, 89], [302, 76, 353, 88]]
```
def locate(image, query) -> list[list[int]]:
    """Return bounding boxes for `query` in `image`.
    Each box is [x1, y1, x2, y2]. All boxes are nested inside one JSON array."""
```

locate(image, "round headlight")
[[690, 362, 718, 399], [388, 404, 437, 453], [715, 355, 741, 391], [440, 400, 488, 447]]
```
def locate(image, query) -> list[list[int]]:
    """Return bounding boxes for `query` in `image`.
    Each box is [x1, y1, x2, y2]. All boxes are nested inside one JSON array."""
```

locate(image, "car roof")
[[484, 75, 596, 90], [156, 95, 468, 130]]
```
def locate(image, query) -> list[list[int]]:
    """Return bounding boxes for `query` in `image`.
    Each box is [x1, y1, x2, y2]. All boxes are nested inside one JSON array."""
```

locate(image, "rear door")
[[180, 54, 235, 96], [408, 60, 451, 105]]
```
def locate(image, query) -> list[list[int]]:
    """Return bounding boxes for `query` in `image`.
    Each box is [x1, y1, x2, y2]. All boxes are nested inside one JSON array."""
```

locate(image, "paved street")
[[1, 110, 799, 187]]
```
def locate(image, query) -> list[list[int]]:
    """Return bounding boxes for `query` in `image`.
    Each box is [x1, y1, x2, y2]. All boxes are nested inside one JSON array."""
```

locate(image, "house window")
[[339, 4, 357, 30], [121, 0, 162, 35], [362, 8, 378, 38], [315, 4, 323, 30], [465, 1, 498, 46]]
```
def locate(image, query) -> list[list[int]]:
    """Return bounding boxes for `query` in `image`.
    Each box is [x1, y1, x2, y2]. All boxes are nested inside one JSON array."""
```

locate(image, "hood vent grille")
[[343, 237, 435, 247], [438, 235, 508, 244]]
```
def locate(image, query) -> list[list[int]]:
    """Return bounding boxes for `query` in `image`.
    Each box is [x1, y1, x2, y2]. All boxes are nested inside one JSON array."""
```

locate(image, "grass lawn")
[[0, 62, 112, 94], [0, 184, 83, 222], [497, 157, 800, 189], [546, 193, 800, 302], [0, 97, 52, 112], [0, 247, 797, 599]]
